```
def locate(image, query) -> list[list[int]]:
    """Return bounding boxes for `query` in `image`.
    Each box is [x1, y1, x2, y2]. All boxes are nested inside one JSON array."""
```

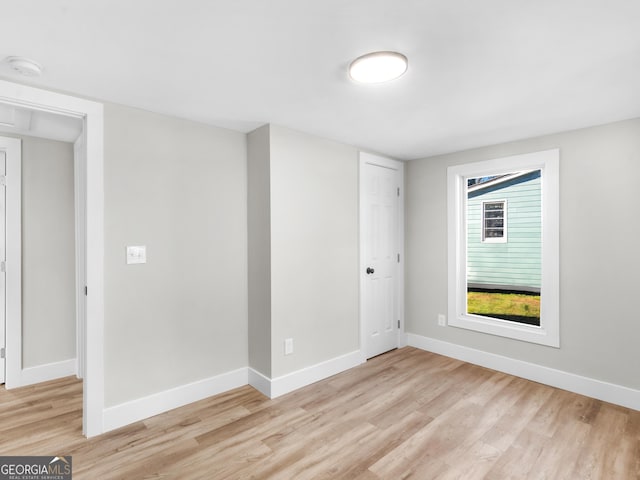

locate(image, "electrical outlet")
[[284, 338, 293, 355], [437, 314, 446, 326]]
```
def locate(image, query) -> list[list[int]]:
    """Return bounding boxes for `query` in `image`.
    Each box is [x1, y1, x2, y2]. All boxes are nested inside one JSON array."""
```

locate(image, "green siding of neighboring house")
[[467, 170, 541, 291]]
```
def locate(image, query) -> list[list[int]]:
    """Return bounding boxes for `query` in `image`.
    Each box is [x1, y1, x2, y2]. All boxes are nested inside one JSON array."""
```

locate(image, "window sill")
[[448, 312, 559, 347]]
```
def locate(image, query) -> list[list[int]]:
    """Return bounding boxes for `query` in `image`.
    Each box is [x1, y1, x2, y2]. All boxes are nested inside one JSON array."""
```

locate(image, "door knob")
[[366, 267, 375, 274]]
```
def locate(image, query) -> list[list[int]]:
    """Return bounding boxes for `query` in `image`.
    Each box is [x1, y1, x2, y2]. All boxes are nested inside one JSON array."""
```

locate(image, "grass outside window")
[[467, 291, 540, 326]]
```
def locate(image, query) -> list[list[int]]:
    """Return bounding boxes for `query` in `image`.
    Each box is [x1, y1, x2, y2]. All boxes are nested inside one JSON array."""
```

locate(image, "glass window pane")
[[485, 219, 503, 228], [467, 170, 542, 326]]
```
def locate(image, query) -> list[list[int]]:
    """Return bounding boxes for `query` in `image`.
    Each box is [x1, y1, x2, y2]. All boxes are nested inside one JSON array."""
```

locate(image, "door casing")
[[0, 137, 20, 388], [0, 79, 104, 438]]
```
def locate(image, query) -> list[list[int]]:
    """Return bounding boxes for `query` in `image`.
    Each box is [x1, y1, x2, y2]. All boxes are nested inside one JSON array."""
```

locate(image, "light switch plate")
[[126, 245, 147, 264]]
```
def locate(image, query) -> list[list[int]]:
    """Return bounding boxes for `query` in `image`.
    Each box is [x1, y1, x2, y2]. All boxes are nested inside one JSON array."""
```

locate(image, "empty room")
[[0, 1, 638, 479]]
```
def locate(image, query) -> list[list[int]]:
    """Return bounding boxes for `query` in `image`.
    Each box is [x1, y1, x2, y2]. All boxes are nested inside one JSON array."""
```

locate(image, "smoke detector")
[[5, 56, 43, 77]]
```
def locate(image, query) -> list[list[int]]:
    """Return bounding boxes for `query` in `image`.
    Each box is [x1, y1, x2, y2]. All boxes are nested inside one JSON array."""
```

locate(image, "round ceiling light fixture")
[[349, 51, 408, 84], [5, 56, 43, 77]]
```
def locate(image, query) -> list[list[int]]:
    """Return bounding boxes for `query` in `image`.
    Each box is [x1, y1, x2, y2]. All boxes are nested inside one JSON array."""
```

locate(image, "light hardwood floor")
[[1, 347, 638, 479]]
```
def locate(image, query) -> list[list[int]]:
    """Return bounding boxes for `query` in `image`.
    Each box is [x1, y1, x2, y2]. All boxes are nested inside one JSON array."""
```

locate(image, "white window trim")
[[447, 149, 559, 347], [481, 199, 507, 243]]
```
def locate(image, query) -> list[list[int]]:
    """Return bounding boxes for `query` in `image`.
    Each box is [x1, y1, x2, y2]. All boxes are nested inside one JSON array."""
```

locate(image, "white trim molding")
[[248, 368, 272, 398], [249, 350, 364, 399], [104, 350, 365, 433], [447, 149, 559, 347], [1, 136, 21, 390], [103, 368, 249, 433], [0, 80, 104, 437], [407, 333, 640, 411], [19, 359, 77, 387], [0, 79, 105, 438], [73, 136, 87, 380]]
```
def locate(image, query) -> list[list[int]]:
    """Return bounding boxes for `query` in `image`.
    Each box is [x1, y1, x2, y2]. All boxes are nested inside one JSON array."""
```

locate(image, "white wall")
[[21, 135, 76, 368], [247, 125, 272, 377], [269, 125, 359, 377], [103, 104, 248, 407], [406, 118, 640, 390]]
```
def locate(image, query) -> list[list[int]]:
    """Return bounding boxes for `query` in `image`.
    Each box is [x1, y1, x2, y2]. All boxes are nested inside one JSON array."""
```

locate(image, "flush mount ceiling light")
[[349, 51, 408, 84], [5, 56, 43, 77]]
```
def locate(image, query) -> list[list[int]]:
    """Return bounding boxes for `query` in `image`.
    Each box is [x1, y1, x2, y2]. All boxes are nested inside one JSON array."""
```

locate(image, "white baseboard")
[[103, 351, 366, 433], [248, 368, 272, 398], [17, 358, 77, 388], [249, 350, 365, 399], [102, 367, 248, 433], [407, 333, 640, 411], [271, 350, 364, 398]]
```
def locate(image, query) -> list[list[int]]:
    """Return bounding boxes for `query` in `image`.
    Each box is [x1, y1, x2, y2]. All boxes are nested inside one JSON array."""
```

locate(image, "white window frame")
[[447, 149, 559, 347], [481, 199, 507, 243]]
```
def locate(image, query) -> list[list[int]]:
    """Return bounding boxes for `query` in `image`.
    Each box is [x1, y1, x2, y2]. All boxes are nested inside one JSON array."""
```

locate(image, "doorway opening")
[[0, 109, 84, 390], [0, 80, 104, 437]]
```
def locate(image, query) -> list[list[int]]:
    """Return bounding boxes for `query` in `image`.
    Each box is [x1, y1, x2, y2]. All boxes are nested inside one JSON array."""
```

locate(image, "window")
[[447, 149, 559, 347], [482, 200, 506, 242]]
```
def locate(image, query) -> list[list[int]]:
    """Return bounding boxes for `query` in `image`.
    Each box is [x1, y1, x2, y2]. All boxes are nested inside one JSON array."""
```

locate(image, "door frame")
[[0, 137, 20, 386], [74, 135, 87, 379], [359, 152, 405, 360], [0, 79, 104, 438]]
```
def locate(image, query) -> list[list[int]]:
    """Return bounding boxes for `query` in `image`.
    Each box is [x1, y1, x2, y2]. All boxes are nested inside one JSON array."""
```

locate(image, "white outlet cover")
[[284, 338, 293, 355], [126, 245, 147, 264]]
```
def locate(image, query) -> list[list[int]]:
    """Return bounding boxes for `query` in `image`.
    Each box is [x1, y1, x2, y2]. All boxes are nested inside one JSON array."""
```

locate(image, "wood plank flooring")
[[1, 347, 638, 479]]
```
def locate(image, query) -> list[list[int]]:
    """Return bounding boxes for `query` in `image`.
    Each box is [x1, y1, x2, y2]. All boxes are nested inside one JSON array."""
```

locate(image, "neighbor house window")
[[482, 200, 506, 242], [447, 149, 559, 347]]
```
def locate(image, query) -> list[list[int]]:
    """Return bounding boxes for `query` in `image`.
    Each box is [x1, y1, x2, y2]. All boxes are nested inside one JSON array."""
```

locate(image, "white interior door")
[[0, 150, 6, 384], [361, 153, 403, 359]]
